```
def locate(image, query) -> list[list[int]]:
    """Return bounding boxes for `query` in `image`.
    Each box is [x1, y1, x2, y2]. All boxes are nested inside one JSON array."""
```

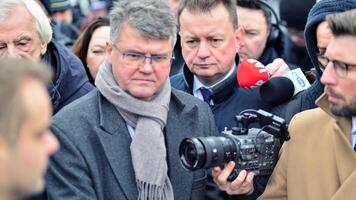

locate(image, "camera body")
[[179, 109, 290, 180]]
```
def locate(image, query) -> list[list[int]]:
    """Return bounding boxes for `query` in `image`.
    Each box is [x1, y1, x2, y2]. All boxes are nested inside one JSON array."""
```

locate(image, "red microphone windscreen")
[[237, 59, 270, 88]]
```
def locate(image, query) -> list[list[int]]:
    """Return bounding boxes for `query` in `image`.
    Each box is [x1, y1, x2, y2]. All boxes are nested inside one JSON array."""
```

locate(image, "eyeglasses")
[[317, 53, 356, 78], [111, 43, 174, 69]]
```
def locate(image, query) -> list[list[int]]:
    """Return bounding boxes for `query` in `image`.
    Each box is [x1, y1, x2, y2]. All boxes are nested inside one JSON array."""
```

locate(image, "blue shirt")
[[127, 124, 135, 138]]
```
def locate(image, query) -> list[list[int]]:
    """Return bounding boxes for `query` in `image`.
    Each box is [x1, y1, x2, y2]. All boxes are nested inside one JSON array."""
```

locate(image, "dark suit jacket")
[[46, 89, 221, 200]]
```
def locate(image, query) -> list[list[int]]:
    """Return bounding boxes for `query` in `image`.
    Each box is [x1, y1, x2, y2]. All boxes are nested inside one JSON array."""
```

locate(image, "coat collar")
[[181, 55, 240, 105], [316, 93, 356, 195], [316, 93, 352, 137]]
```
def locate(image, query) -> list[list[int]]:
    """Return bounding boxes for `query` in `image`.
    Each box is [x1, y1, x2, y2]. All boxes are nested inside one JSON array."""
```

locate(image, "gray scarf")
[[95, 60, 174, 200]]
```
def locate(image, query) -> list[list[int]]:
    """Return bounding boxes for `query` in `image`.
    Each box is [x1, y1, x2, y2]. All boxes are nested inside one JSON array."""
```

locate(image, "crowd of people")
[[0, 0, 356, 199]]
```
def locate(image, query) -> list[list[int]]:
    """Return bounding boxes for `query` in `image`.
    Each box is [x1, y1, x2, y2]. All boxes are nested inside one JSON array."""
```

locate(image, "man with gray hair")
[[0, 0, 93, 115], [0, 58, 59, 200], [46, 0, 220, 199]]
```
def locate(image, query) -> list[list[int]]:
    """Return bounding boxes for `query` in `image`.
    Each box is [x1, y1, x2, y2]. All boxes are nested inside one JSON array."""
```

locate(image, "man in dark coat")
[[42, 41, 94, 114], [0, 0, 94, 116], [170, 0, 287, 199]]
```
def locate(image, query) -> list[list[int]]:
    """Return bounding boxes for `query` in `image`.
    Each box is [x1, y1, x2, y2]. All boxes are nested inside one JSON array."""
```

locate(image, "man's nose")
[[320, 62, 338, 86], [139, 57, 155, 72], [196, 41, 210, 59], [3, 45, 21, 58]]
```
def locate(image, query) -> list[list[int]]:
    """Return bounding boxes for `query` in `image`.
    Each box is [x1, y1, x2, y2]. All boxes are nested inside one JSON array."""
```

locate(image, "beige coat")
[[258, 94, 356, 200]]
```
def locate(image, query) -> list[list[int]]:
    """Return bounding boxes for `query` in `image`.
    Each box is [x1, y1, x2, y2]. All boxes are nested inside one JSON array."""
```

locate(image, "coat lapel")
[[96, 95, 138, 200], [332, 116, 356, 200], [165, 93, 199, 199]]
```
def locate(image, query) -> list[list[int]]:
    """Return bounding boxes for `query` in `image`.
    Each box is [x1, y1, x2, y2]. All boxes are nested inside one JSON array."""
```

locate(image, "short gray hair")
[[327, 8, 356, 37], [0, 0, 53, 44], [178, 0, 238, 29], [0, 58, 52, 146], [109, 0, 177, 46]]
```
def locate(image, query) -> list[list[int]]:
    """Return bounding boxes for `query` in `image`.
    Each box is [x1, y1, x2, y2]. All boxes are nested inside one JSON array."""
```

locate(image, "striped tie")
[[200, 87, 213, 106]]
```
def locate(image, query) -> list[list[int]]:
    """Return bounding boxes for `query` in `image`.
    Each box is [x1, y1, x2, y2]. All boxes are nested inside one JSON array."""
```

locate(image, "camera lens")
[[185, 144, 198, 165], [179, 135, 238, 171], [179, 138, 206, 170]]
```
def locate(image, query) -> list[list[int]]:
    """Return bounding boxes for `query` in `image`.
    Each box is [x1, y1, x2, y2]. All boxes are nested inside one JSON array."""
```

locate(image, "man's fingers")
[[230, 170, 247, 189], [212, 166, 222, 178], [215, 161, 235, 185]]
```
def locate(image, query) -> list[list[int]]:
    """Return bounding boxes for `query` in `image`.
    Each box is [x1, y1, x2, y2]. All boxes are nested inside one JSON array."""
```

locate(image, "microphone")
[[260, 77, 294, 105], [236, 58, 311, 105], [283, 68, 311, 96], [259, 68, 311, 105], [237, 59, 270, 88]]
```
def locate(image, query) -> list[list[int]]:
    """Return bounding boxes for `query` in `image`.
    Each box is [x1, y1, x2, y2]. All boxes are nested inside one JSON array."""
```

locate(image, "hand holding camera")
[[179, 109, 290, 195]]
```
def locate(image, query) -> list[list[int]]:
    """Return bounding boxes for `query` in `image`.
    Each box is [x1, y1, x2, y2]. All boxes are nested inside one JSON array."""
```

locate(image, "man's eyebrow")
[[14, 36, 32, 43]]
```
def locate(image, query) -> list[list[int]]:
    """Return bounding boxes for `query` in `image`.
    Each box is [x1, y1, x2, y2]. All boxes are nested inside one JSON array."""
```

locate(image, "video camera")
[[179, 109, 290, 181]]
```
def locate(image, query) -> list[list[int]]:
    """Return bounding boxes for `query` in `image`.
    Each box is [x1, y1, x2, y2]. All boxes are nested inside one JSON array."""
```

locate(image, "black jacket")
[[259, 26, 289, 66], [42, 41, 94, 114], [171, 56, 273, 200]]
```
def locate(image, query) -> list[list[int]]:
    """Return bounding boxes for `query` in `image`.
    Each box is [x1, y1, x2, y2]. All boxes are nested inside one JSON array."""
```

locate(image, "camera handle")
[[235, 109, 290, 141]]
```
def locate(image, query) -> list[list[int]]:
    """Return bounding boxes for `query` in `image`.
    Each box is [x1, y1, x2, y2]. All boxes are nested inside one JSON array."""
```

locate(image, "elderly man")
[[0, 59, 59, 200], [46, 0, 220, 199], [259, 8, 356, 200], [0, 0, 93, 114]]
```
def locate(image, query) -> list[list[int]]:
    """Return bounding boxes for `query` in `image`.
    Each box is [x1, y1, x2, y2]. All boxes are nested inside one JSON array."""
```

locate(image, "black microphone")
[[260, 77, 295, 105]]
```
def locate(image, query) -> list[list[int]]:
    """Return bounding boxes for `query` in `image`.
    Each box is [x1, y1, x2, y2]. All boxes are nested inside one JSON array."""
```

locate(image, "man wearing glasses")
[[46, 0, 221, 199], [259, 8, 356, 200]]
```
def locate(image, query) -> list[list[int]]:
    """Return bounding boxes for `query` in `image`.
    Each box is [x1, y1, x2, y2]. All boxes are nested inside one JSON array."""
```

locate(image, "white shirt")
[[192, 63, 236, 104]]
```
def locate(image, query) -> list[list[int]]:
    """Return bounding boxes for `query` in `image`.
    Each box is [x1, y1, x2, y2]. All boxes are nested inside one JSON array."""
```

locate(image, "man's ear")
[[40, 42, 48, 56], [235, 27, 245, 52]]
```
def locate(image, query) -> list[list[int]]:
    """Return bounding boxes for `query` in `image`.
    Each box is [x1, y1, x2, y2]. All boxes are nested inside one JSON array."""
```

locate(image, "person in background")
[[72, 17, 110, 84], [258, 8, 356, 199], [165, 0, 186, 76], [41, 0, 80, 47], [43, 0, 73, 24], [236, 0, 289, 66], [0, 58, 59, 200], [46, 0, 221, 199], [279, 0, 315, 71], [271, 0, 356, 124], [79, 0, 109, 32], [0, 0, 94, 115]]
